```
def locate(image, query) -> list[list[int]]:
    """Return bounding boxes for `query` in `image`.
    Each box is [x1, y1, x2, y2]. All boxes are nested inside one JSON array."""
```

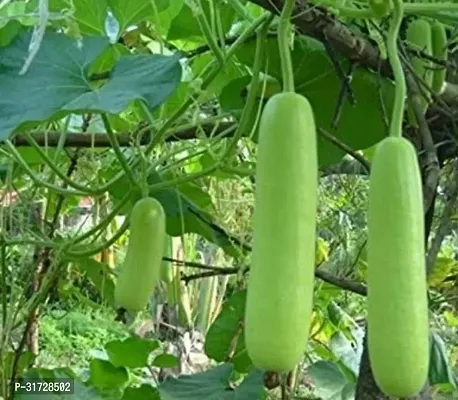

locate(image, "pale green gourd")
[[367, 137, 429, 397], [244, 92, 318, 372], [114, 197, 166, 312], [431, 21, 447, 95]]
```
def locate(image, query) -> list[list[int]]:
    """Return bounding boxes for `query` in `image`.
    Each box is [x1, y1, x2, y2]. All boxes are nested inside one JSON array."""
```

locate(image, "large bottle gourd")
[[244, 92, 318, 372], [367, 137, 429, 397], [115, 197, 166, 312]]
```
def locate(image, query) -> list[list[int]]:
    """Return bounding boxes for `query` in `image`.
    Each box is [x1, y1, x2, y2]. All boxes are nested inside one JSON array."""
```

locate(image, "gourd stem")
[[278, 0, 295, 93], [222, 14, 272, 161], [386, 0, 405, 138]]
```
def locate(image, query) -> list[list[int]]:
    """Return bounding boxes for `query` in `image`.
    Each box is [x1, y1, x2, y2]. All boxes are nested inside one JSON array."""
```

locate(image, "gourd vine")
[[278, 0, 296, 92], [385, 0, 405, 138]]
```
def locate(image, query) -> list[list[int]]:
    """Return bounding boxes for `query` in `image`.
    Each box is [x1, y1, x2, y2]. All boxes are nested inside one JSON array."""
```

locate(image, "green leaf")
[[89, 43, 129, 75], [50, 0, 108, 36], [318, 282, 343, 303], [341, 383, 356, 400], [105, 337, 160, 369], [234, 36, 394, 167], [151, 0, 185, 37], [328, 332, 359, 380], [122, 385, 161, 400], [306, 361, 350, 400], [205, 291, 251, 373], [108, 0, 170, 35], [443, 311, 458, 327], [159, 364, 233, 399], [428, 257, 458, 288], [192, 55, 244, 100], [231, 368, 264, 400], [159, 364, 264, 400], [231, 335, 252, 374], [74, 258, 116, 306], [0, 20, 24, 46], [429, 332, 456, 386], [167, 0, 235, 42], [0, 0, 40, 28], [89, 359, 128, 390], [0, 351, 36, 382], [219, 76, 260, 140], [152, 354, 179, 368], [0, 32, 182, 141]]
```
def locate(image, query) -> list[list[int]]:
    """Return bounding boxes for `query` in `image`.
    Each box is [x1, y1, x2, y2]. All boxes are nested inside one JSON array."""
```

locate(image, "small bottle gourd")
[[244, 92, 318, 372], [406, 18, 433, 125], [430, 21, 447, 95], [367, 137, 429, 397], [114, 197, 166, 312]]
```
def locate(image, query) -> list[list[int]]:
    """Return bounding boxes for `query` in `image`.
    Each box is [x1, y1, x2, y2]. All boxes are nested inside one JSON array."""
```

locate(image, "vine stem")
[[278, 0, 295, 92], [309, 0, 458, 18], [102, 114, 138, 189], [386, 0, 405, 138], [221, 13, 273, 161], [140, 12, 271, 156]]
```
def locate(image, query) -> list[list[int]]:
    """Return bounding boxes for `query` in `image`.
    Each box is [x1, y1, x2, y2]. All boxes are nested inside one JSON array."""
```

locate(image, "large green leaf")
[[0, 1, 39, 28], [233, 36, 395, 167], [192, 54, 245, 100], [204, 291, 251, 373], [74, 258, 116, 306], [158, 364, 264, 400], [49, 0, 107, 35], [88, 359, 128, 392], [328, 332, 359, 380], [152, 354, 180, 368], [0, 32, 182, 141], [50, 0, 170, 36], [429, 332, 456, 387], [109, 0, 170, 35], [306, 361, 351, 400], [0, 19, 25, 46], [105, 337, 160, 369], [122, 385, 161, 400], [150, 0, 185, 37], [167, 0, 236, 42]]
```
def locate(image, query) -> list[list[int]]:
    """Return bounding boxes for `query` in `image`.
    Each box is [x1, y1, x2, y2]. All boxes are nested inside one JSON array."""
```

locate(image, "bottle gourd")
[[431, 21, 447, 95], [406, 18, 433, 125], [367, 137, 429, 397], [244, 92, 318, 372], [114, 197, 166, 312]]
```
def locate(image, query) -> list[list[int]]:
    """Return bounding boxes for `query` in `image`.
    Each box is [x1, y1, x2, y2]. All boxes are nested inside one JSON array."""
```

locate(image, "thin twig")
[[180, 256, 367, 296], [182, 269, 239, 284], [165, 256, 239, 273], [318, 128, 371, 173], [315, 268, 367, 296]]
